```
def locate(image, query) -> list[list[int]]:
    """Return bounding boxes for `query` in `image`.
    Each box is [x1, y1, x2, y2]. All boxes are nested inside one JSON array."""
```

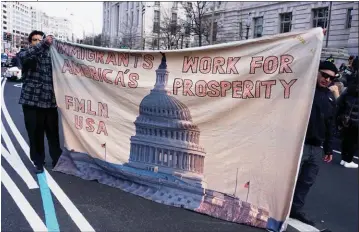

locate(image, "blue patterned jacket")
[[18, 40, 57, 108]]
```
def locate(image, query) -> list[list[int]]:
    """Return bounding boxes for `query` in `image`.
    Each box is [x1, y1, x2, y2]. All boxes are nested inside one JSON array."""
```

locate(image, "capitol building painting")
[[55, 53, 271, 230], [127, 53, 207, 188]]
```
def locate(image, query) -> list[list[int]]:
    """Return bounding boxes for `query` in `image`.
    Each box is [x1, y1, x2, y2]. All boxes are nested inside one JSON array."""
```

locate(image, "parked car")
[[5, 57, 14, 67], [1, 53, 8, 67], [4, 66, 22, 81]]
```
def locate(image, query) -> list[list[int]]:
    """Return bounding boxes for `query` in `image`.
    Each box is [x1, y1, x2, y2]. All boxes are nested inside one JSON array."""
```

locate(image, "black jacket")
[[305, 86, 336, 154], [336, 85, 359, 128]]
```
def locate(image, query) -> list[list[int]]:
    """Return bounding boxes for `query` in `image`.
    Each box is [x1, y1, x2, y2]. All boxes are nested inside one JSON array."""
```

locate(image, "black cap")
[[319, 61, 338, 74]]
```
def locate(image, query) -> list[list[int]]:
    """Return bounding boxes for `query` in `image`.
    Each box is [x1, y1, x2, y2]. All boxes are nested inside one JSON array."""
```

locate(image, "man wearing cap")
[[290, 61, 338, 226]]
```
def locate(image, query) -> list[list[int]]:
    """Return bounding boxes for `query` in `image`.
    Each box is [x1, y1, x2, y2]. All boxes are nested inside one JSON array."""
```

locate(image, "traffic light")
[[6, 33, 12, 41]]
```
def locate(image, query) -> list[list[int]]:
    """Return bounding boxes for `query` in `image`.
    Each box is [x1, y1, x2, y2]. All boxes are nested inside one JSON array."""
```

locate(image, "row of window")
[[252, 7, 353, 38], [130, 144, 203, 172], [136, 126, 200, 143]]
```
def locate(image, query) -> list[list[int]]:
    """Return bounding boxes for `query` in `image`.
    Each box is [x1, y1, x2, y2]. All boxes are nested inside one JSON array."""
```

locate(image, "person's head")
[[352, 56, 358, 72], [348, 55, 354, 66], [317, 61, 338, 88], [28, 30, 45, 46]]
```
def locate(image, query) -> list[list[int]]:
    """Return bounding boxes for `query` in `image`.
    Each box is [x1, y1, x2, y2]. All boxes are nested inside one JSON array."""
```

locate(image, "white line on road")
[[287, 218, 320, 232], [1, 79, 95, 231], [1, 166, 48, 232], [322, 147, 358, 160], [1, 143, 39, 189]]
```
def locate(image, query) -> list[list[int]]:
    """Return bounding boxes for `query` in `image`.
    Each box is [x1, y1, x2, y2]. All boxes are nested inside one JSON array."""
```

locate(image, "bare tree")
[[119, 16, 140, 49], [181, 1, 211, 47], [159, 9, 185, 49], [146, 7, 186, 50]]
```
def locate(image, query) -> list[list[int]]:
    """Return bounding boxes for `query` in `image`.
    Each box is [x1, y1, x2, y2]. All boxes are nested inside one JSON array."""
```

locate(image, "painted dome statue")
[[128, 52, 206, 186]]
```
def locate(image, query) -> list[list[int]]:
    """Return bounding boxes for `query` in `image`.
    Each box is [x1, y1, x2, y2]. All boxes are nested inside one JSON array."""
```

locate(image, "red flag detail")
[[244, 181, 250, 188], [101, 143, 106, 148]]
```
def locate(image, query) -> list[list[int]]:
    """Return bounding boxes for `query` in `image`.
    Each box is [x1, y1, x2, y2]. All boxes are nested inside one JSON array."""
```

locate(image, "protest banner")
[[50, 28, 324, 232]]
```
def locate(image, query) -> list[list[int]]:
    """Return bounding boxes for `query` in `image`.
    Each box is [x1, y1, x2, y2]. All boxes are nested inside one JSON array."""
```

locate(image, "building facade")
[[102, 1, 193, 49], [1, 2, 73, 52], [202, 1, 358, 57], [102, 1, 358, 59], [2, 1, 32, 52]]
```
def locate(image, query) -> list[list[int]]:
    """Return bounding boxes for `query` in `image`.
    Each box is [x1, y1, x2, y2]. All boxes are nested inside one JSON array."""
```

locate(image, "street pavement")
[[1, 67, 358, 232]]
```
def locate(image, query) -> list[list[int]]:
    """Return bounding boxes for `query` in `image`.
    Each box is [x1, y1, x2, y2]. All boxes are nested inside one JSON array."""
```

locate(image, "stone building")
[[201, 1, 358, 65], [127, 54, 206, 186], [102, 1, 194, 49]]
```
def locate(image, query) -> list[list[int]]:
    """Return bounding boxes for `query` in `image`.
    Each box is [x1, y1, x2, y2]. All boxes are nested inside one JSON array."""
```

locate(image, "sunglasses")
[[320, 71, 336, 80]]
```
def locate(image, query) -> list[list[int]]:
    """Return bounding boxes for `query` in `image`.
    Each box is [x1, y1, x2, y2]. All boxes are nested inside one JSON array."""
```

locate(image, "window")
[[3, 4, 6, 8], [3, 21, 6, 25], [171, 13, 177, 23], [312, 8, 328, 28], [3, 15, 6, 19], [153, 10, 160, 33], [212, 21, 218, 42], [346, 8, 353, 28], [253, 17, 263, 38], [187, 2, 192, 8], [153, 38, 158, 48], [173, 2, 178, 9], [3, 10, 6, 14], [3, 26, 7, 30], [280, 12, 292, 33], [155, 2, 160, 6], [137, 9, 140, 26], [154, 10, 160, 22]]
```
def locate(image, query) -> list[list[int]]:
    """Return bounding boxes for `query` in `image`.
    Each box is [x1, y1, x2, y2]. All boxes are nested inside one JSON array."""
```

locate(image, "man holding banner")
[[290, 61, 338, 226], [18, 30, 62, 173]]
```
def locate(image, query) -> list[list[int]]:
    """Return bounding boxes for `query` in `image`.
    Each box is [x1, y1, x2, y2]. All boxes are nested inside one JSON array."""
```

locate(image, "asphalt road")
[[1, 67, 358, 232]]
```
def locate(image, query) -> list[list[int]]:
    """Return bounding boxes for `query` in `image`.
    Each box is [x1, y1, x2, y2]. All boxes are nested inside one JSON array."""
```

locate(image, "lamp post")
[[245, 13, 252, 40], [180, 27, 185, 49]]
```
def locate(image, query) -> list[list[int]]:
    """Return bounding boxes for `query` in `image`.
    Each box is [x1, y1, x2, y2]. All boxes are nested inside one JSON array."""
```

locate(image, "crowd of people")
[[329, 55, 358, 168], [290, 55, 358, 229]]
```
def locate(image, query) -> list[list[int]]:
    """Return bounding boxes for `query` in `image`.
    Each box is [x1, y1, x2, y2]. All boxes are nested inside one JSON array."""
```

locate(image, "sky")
[[29, 2, 103, 39]]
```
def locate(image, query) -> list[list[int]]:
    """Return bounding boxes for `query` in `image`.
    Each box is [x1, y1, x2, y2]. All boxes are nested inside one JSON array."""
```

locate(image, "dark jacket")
[[305, 86, 336, 155], [18, 40, 56, 108], [336, 84, 359, 129]]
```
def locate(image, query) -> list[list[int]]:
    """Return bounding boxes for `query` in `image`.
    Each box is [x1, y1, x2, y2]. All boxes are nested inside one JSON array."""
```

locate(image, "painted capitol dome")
[[128, 53, 206, 186]]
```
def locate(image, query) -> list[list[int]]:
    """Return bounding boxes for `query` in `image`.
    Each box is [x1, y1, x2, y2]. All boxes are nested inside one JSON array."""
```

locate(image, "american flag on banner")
[[101, 143, 106, 148], [244, 181, 250, 188]]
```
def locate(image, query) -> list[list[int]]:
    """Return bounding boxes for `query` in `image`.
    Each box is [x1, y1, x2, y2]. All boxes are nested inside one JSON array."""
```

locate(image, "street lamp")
[[245, 13, 252, 40]]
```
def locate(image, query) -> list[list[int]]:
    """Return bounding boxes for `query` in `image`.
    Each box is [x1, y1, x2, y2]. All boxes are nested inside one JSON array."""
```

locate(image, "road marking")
[[287, 218, 320, 232], [1, 79, 95, 231], [1, 166, 48, 232], [38, 173, 60, 232], [1, 143, 39, 189], [14, 83, 23, 88]]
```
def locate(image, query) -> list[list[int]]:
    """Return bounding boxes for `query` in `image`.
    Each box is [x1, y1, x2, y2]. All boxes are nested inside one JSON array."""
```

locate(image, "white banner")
[[51, 28, 324, 231]]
